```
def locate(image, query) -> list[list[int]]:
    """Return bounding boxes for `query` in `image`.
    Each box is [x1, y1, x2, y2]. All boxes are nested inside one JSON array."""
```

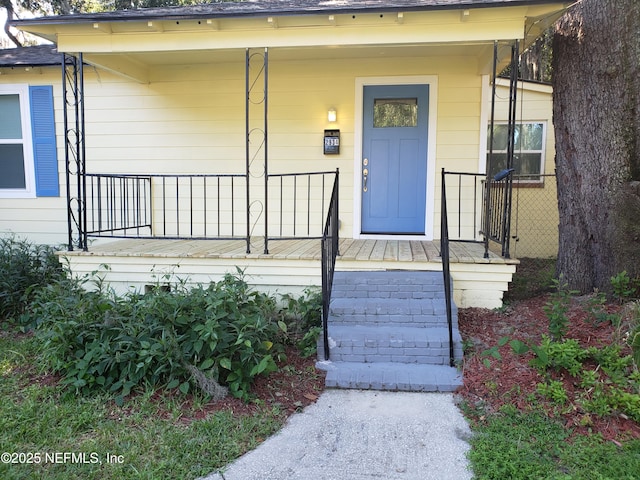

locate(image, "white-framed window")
[[487, 122, 546, 183], [0, 84, 58, 198]]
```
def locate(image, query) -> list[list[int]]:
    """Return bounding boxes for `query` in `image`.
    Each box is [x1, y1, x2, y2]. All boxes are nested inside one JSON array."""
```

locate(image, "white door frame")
[[353, 75, 438, 240]]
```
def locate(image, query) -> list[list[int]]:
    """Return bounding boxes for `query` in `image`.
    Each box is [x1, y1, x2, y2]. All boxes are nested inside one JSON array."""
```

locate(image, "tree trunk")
[[552, 0, 640, 294]]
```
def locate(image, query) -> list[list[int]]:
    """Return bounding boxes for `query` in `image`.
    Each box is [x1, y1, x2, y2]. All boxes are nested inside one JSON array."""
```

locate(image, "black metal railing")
[[440, 171, 486, 243], [320, 169, 339, 361], [439, 167, 515, 366], [484, 168, 515, 258], [264, 169, 339, 254], [85, 173, 250, 250], [440, 169, 514, 258], [86, 174, 151, 237], [440, 168, 456, 367]]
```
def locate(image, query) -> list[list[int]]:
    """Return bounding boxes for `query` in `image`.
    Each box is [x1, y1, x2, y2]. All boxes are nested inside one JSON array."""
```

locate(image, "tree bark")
[[552, 0, 640, 293], [2, 0, 22, 47]]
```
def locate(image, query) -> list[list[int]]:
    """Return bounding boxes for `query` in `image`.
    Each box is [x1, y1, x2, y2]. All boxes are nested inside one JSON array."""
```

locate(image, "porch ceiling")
[[104, 42, 494, 65], [79, 41, 504, 84]]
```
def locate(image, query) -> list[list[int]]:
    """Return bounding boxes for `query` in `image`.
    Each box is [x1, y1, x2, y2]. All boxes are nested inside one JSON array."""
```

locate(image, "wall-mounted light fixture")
[[328, 107, 337, 123]]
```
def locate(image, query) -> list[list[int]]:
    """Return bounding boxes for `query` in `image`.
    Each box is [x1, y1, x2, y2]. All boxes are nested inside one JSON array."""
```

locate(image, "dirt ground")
[[457, 294, 640, 442]]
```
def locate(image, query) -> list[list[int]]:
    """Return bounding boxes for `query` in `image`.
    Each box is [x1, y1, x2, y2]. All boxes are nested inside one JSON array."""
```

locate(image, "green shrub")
[[536, 380, 568, 405], [611, 271, 638, 301], [543, 278, 575, 341], [0, 236, 64, 322], [281, 288, 322, 357], [27, 271, 290, 403], [628, 302, 640, 369], [529, 336, 587, 377]]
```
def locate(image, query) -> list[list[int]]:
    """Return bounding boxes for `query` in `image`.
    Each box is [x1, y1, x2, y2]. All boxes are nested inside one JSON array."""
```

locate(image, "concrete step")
[[321, 325, 463, 364], [317, 361, 463, 392], [319, 270, 463, 393], [329, 297, 457, 327], [332, 270, 446, 300]]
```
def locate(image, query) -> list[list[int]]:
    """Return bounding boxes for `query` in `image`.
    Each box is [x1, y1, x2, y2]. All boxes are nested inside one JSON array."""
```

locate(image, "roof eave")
[[10, 0, 569, 28]]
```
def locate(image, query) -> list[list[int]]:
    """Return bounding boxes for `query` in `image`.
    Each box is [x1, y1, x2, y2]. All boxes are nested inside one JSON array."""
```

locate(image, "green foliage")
[[529, 336, 586, 377], [586, 291, 621, 325], [480, 336, 509, 368], [26, 271, 291, 402], [625, 301, 640, 369], [610, 271, 638, 301], [280, 288, 322, 357], [524, 337, 640, 422], [630, 327, 640, 369], [0, 235, 65, 323], [536, 379, 568, 405], [499, 272, 640, 422], [543, 278, 575, 341]]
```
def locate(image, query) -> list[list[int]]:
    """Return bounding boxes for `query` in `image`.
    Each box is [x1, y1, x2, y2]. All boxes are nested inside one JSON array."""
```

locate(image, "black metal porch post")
[[484, 41, 499, 259], [502, 40, 519, 259], [245, 48, 269, 254], [245, 49, 250, 253], [62, 53, 87, 251]]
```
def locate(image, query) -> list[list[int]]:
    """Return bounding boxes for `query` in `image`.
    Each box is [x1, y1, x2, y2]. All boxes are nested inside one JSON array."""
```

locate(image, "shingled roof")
[[12, 0, 561, 25], [0, 45, 60, 67]]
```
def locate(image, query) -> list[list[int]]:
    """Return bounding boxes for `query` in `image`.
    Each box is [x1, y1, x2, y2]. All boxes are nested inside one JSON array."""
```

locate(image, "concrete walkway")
[[201, 390, 473, 480]]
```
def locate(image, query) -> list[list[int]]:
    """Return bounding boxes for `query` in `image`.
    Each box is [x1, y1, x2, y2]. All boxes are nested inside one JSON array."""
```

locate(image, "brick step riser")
[[331, 290, 445, 300], [329, 316, 457, 329], [324, 341, 463, 364], [320, 362, 463, 392], [328, 352, 460, 365]]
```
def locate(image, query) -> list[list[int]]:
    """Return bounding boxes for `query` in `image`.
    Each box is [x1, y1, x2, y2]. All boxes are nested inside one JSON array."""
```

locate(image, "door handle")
[[363, 168, 368, 192]]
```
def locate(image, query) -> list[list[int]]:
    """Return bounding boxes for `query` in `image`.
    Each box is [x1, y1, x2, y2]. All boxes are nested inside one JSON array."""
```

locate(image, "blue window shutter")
[[29, 85, 59, 197]]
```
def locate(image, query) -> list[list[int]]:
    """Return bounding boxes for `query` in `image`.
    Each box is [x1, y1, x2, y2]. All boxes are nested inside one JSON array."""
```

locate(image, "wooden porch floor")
[[73, 237, 517, 265]]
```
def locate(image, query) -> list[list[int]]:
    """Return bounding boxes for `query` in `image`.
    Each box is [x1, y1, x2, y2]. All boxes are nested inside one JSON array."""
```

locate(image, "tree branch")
[[1, 1, 22, 47]]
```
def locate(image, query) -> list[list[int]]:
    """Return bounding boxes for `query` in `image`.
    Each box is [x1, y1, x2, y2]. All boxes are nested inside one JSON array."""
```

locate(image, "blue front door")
[[361, 84, 429, 234]]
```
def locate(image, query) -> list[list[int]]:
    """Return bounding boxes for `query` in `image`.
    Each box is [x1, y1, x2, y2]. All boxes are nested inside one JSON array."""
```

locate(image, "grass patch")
[[468, 405, 640, 480], [0, 332, 285, 480]]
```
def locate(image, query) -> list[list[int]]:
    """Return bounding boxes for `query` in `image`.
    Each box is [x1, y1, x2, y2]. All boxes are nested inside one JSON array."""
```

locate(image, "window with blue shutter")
[[29, 85, 59, 197], [0, 84, 59, 198]]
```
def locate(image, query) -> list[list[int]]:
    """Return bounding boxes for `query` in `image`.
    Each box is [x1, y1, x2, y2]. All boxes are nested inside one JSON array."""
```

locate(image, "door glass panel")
[[373, 98, 417, 128]]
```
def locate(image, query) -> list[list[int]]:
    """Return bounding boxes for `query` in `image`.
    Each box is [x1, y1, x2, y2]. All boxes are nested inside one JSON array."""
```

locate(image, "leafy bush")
[[529, 337, 587, 377], [526, 339, 639, 422], [0, 236, 64, 322], [27, 271, 291, 403], [280, 288, 322, 357], [610, 271, 639, 301], [543, 278, 576, 341], [627, 302, 640, 368]]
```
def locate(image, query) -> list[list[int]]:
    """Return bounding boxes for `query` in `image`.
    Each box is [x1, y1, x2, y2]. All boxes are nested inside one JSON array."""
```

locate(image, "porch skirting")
[[59, 238, 518, 309]]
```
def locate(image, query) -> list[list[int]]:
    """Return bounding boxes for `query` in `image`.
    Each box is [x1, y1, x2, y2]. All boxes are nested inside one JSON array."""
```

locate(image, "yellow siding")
[[1, 51, 490, 245]]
